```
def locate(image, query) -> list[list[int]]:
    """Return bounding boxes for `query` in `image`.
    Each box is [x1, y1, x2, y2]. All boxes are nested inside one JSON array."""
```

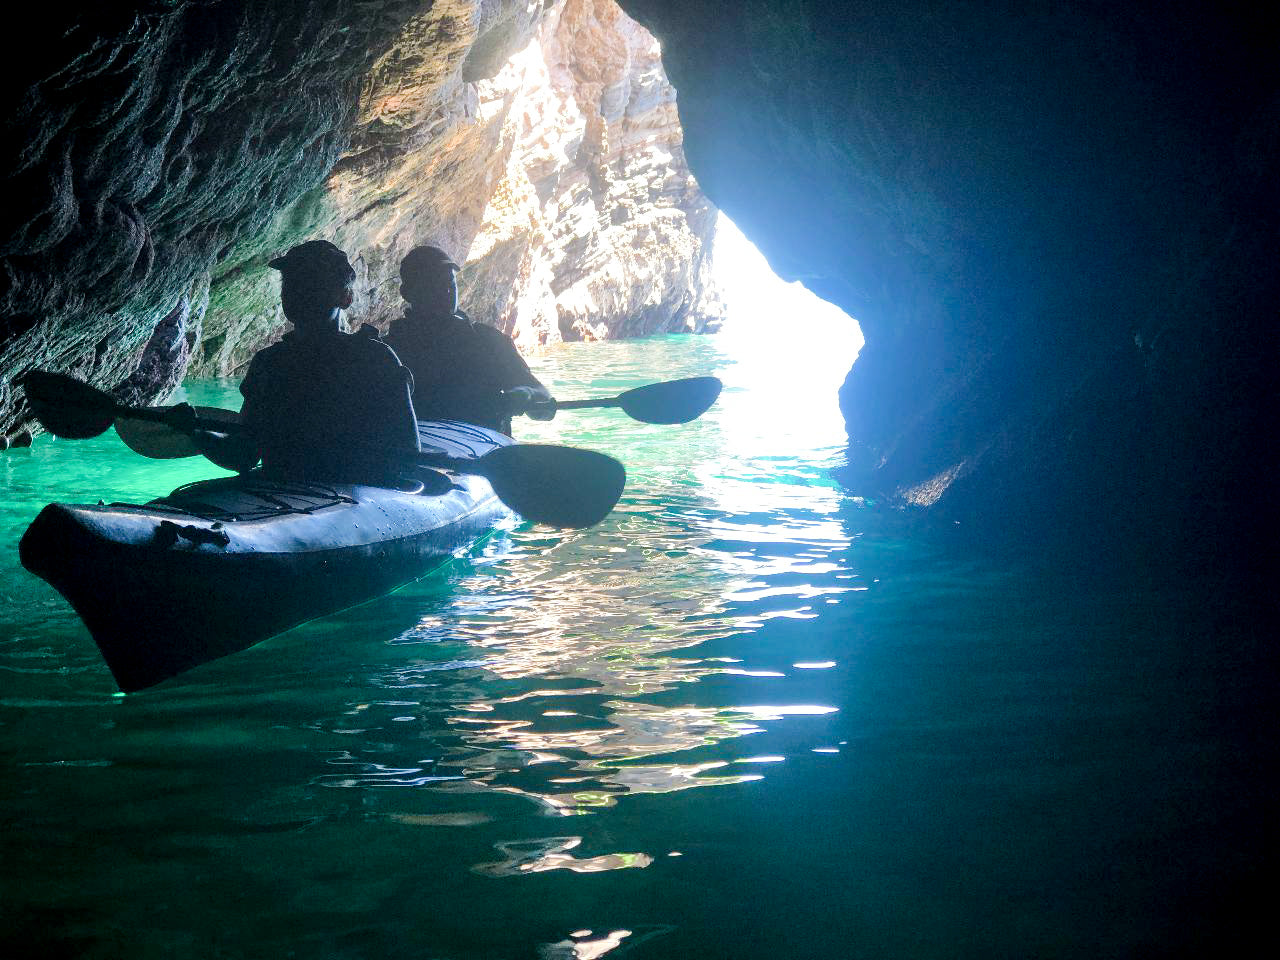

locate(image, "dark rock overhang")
[[618, 0, 1277, 554], [1, 1, 434, 438], [0, 1, 718, 442]]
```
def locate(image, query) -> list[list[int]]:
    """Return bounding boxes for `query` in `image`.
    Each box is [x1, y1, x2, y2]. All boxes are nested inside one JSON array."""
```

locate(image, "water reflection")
[[472, 836, 653, 877], [303, 335, 855, 823], [538, 926, 674, 960]]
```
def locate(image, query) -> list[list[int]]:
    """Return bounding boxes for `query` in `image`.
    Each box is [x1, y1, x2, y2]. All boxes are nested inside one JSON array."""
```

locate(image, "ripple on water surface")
[[1, 334, 1234, 958], [0, 335, 870, 955]]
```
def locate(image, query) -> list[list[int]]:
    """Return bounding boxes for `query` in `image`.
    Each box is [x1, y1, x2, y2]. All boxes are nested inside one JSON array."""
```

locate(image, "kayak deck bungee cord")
[[20, 421, 512, 692]]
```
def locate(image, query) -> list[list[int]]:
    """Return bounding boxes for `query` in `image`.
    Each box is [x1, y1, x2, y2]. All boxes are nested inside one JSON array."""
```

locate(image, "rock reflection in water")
[[537, 926, 675, 960]]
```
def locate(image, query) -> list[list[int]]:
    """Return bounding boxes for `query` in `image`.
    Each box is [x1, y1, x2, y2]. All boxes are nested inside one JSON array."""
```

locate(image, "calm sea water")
[[0, 334, 1263, 958]]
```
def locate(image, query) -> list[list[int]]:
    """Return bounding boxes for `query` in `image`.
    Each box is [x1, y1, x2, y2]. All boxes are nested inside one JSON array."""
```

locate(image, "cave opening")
[[709, 212, 862, 449]]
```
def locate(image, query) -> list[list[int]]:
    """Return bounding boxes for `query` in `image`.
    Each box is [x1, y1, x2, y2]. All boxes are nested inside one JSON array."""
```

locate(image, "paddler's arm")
[[491, 331, 556, 421], [503, 385, 556, 421], [371, 340, 422, 457], [191, 396, 262, 472], [159, 401, 261, 472]]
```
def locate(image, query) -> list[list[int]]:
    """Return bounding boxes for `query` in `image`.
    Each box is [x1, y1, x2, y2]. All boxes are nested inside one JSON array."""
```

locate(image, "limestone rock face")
[[459, 0, 721, 351], [1, 0, 719, 432], [191, 0, 719, 375], [187, 0, 529, 377]]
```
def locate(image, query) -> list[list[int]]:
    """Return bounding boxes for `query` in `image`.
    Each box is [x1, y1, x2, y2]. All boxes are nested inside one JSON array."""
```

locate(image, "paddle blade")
[[20, 371, 120, 439], [617, 376, 722, 424], [480, 444, 626, 528], [115, 407, 241, 459]]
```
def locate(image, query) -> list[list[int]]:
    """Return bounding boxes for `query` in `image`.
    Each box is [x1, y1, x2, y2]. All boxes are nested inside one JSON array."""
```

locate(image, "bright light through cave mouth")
[[710, 213, 863, 442]]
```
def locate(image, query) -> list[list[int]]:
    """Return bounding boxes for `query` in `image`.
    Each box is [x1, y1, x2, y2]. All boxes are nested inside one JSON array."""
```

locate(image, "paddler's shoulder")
[[247, 331, 299, 367], [347, 323, 408, 369], [466, 317, 513, 346]]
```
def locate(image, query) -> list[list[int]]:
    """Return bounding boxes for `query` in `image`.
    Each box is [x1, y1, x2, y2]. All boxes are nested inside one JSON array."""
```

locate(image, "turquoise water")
[[0, 335, 1261, 957]]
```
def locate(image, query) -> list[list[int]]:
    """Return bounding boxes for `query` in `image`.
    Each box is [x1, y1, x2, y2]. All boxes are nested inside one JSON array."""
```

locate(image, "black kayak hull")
[[20, 421, 511, 692]]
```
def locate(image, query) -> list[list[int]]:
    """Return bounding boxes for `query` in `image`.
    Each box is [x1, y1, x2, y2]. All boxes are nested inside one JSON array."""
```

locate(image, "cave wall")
[[457, 0, 721, 350], [195, 0, 718, 375], [1, 0, 720, 432], [618, 0, 1277, 553], [0, 0, 433, 443], [4, 0, 1272, 556]]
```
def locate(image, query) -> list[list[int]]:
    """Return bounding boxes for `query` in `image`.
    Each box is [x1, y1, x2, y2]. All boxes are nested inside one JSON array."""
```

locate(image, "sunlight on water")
[[0, 323, 1239, 957], [0, 246, 1233, 957], [453, 309, 863, 818], [0, 225, 879, 955]]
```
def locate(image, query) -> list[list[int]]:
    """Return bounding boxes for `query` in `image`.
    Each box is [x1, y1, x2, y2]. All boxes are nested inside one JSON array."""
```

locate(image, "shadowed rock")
[[2, 0, 720, 431], [1, 0, 432, 433], [618, 0, 1276, 557]]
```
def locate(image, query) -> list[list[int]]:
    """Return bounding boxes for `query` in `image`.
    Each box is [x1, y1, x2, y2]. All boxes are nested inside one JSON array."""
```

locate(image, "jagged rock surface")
[[194, 0, 718, 374], [1, 0, 720, 432], [0, 0, 431, 441], [458, 0, 721, 351]]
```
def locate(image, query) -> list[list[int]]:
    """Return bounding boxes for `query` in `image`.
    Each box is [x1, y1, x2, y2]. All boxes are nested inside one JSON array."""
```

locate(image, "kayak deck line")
[[20, 420, 515, 693], [147, 478, 361, 524]]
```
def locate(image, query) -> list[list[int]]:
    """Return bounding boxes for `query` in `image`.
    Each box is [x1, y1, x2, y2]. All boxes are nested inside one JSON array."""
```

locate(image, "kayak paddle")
[[116, 409, 240, 459], [21, 370, 625, 528], [19, 370, 202, 441], [544, 376, 722, 424], [110, 375, 724, 454], [21, 370, 243, 463], [420, 444, 625, 529], [112, 412, 241, 460]]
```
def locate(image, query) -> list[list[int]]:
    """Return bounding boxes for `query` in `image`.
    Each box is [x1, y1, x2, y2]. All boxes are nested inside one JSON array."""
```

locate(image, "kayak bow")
[[20, 421, 514, 691]]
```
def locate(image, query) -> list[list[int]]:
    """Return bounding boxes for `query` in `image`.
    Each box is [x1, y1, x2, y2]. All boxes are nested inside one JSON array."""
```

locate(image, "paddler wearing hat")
[[205, 240, 421, 482], [385, 245, 555, 436]]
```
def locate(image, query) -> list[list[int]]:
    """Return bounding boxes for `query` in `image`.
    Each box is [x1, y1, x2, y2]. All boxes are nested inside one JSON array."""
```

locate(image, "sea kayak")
[[19, 421, 512, 692]]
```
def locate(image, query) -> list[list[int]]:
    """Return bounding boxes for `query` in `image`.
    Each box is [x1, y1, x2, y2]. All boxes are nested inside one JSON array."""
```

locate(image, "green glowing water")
[[0, 335, 1258, 957]]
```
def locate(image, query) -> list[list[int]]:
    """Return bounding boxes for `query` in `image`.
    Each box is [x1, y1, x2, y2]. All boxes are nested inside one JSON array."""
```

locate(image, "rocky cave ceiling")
[[1, 0, 719, 440], [2, 0, 1274, 549]]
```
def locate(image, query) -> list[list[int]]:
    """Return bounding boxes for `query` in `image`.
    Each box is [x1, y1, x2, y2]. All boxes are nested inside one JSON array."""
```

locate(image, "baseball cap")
[[400, 245, 461, 278], [268, 240, 356, 283]]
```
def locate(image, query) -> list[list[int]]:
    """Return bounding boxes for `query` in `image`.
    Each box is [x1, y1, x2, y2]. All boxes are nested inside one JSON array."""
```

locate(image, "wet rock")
[[1, 0, 435, 432], [458, 0, 721, 351], [5, 1, 716, 428], [112, 292, 200, 407]]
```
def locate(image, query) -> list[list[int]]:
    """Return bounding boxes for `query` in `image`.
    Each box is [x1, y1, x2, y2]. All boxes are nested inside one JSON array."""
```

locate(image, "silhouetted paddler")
[[385, 245, 555, 435], [200, 240, 420, 482]]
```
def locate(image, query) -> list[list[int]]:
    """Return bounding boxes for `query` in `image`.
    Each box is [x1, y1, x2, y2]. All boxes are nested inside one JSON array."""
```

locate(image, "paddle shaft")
[[524, 376, 722, 425], [22, 371, 624, 527], [553, 397, 621, 411]]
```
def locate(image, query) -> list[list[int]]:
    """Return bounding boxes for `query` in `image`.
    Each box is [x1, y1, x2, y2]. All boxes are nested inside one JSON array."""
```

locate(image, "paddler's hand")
[[161, 402, 199, 434], [502, 386, 557, 421], [527, 396, 557, 421]]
